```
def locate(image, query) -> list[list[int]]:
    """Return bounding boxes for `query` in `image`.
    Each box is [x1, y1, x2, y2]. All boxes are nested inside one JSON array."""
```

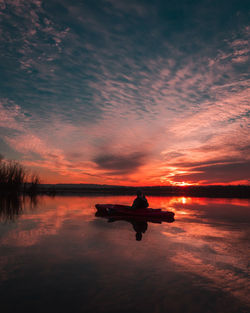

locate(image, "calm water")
[[0, 195, 249, 313]]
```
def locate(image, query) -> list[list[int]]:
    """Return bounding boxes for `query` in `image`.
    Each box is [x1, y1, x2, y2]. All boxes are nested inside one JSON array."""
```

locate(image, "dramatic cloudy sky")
[[0, 0, 249, 185]]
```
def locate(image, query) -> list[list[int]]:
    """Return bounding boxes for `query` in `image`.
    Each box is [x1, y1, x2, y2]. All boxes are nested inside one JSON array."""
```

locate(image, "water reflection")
[[0, 195, 38, 222], [109, 218, 148, 241], [96, 211, 174, 241], [0, 195, 249, 313]]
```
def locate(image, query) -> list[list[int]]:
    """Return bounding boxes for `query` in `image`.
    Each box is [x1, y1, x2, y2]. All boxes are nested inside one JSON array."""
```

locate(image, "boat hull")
[[95, 204, 175, 221]]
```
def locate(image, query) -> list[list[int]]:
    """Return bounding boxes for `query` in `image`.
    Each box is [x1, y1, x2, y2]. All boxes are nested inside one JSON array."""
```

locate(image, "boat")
[[95, 204, 175, 222]]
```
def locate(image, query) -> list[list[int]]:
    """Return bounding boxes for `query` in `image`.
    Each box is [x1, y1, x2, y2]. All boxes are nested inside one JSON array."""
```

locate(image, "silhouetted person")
[[131, 220, 148, 241], [132, 190, 149, 210]]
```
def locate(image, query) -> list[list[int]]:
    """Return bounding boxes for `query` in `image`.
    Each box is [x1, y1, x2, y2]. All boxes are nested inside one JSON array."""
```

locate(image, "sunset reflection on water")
[[0, 195, 249, 313]]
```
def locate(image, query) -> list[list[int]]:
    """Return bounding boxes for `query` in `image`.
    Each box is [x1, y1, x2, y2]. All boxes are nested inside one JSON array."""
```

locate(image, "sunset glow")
[[0, 0, 249, 186]]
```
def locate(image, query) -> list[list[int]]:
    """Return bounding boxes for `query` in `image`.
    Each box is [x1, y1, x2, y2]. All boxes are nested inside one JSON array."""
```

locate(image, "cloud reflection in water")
[[0, 195, 249, 312]]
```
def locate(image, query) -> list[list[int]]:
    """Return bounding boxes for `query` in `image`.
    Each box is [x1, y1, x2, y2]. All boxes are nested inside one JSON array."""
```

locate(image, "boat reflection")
[[95, 211, 175, 241]]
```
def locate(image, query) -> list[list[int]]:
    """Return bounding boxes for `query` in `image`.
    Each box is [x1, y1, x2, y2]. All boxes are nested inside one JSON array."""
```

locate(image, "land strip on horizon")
[[38, 184, 250, 198]]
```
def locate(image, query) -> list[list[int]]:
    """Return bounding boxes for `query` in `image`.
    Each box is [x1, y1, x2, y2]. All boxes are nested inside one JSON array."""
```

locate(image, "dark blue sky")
[[0, 0, 249, 185]]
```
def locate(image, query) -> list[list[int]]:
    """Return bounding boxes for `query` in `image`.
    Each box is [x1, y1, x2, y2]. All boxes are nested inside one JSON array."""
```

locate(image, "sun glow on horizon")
[[172, 181, 197, 187]]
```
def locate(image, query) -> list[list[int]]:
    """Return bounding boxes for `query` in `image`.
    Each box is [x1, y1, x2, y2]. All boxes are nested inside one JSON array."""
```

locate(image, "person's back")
[[132, 190, 149, 210]]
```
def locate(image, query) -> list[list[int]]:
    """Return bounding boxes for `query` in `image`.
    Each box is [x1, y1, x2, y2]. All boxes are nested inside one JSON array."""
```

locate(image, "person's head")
[[136, 232, 142, 241]]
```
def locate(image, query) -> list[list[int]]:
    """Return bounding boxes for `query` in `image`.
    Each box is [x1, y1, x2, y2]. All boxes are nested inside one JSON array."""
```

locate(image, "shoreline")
[[36, 184, 250, 198], [1, 184, 249, 198]]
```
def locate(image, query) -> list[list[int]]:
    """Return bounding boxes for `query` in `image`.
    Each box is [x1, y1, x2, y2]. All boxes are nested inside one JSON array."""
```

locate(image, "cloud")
[[172, 161, 250, 184], [0, 0, 249, 185], [104, 0, 151, 17], [93, 152, 147, 175], [0, 100, 29, 131]]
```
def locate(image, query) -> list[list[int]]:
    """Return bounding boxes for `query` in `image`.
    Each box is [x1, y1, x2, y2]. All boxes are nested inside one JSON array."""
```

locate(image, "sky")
[[0, 0, 249, 186]]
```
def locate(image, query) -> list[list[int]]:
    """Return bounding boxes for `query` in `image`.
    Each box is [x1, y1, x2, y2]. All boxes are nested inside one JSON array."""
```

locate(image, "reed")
[[0, 157, 40, 194]]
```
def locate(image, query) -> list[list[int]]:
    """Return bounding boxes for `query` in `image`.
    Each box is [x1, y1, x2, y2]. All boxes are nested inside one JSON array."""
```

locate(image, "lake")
[[0, 195, 249, 313]]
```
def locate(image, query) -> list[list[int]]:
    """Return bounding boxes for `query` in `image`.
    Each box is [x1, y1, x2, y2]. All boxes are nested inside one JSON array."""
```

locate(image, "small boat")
[[95, 204, 175, 221]]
